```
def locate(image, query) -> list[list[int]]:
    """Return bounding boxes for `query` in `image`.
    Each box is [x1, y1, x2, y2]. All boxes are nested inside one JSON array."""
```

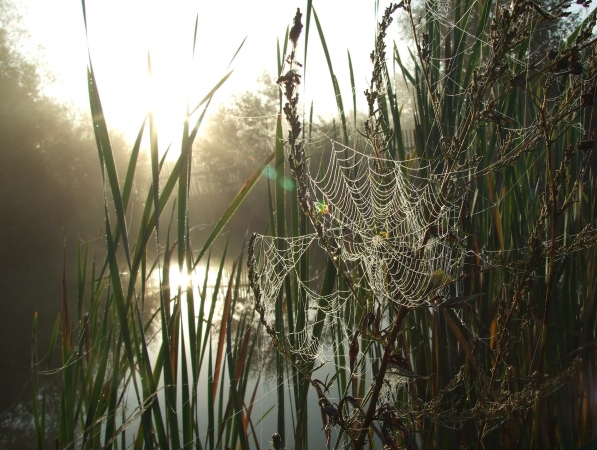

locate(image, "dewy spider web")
[[251, 139, 473, 366], [241, 1, 594, 448]]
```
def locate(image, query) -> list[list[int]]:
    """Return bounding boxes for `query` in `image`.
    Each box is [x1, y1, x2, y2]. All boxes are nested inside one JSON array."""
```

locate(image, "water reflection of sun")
[[166, 264, 192, 291], [150, 263, 234, 311], [151, 264, 223, 290]]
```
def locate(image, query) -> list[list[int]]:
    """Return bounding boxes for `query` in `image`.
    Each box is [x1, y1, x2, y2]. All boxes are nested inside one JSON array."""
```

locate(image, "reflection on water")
[[139, 262, 348, 449], [119, 261, 281, 447], [1, 257, 353, 449], [147, 263, 251, 332]]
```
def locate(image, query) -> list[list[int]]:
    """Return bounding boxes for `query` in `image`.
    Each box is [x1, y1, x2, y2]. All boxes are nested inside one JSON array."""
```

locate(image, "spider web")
[[248, 1, 595, 441], [251, 139, 475, 369]]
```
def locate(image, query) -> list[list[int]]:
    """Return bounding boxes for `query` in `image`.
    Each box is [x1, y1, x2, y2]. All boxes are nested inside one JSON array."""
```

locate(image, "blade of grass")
[[311, 6, 349, 145], [225, 274, 250, 450], [212, 260, 237, 402], [87, 64, 132, 271], [193, 149, 275, 267], [31, 313, 44, 450]]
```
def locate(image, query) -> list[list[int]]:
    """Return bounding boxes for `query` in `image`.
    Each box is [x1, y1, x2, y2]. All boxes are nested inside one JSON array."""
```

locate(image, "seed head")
[[289, 8, 303, 46]]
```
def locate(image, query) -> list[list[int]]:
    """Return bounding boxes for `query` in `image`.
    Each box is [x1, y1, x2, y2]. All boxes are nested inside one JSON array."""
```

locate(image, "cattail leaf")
[[193, 150, 274, 267]]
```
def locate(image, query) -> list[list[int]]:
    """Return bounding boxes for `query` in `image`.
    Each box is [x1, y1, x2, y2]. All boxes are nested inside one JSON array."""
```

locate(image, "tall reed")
[[31, 2, 275, 448], [250, 3, 597, 449], [32, 2, 597, 449]]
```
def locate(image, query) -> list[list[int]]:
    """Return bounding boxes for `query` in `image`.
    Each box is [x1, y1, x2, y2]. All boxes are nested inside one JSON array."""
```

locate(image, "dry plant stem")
[[279, 10, 364, 308], [530, 87, 560, 450], [406, 1, 445, 139], [475, 289, 523, 449], [354, 305, 410, 450], [477, 71, 564, 448], [365, 3, 401, 165]]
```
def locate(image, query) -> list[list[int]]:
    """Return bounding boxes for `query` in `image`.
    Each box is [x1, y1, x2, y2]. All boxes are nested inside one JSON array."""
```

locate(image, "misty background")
[[0, 0, 418, 446]]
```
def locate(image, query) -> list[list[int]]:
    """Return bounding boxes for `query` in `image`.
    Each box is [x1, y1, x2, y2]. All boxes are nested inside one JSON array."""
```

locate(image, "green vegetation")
[[251, 2, 597, 449], [25, 1, 597, 450], [0, 2, 132, 444]]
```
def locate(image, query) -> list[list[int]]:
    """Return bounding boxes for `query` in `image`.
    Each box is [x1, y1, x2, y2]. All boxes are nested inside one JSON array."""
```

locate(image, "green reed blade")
[[303, 0, 313, 82], [212, 260, 236, 403], [190, 71, 233, 115], [82, 329, 112, 447], [123, 117, 147, 211], [31, 313, 44, 450], [565, 12, 596, 48], [384, 63, 403, 160], [311, 6, 348, 145], [200, 242, 229, 369], [160, 243, 181, 450], [274, 122, 285, 244], [74, 294, 110, 425], [169, 304, 182, 444], [267, 173, 275, 234], [177, 148, 190, 270], [228, 35, 248, 69], [247, 375, 261, 450], [133, 301, 168, 449], [226, 323, 253, 448], [207, 340, 215, 450], [348, 50, 356, 132], [272, 112, 287, 445], [195, 250, 211, 372], [312, 256, 337, 343], [185, 249, 198, 382], [225, 273, 251, 450], [47, 314, 60, 370], [394, 46, 415, 86], [180, 330, 192, 449], [86, 65, 132, 271], [449, 0, 473, 101], [147, 55, 161, 240], [103, 333, 121, 450], [461, 0, 491, 97], [103, 201, 144, 411], [76, 241, 88, 323], [193, 150, 274, 267], [277, 37, 283, 110]]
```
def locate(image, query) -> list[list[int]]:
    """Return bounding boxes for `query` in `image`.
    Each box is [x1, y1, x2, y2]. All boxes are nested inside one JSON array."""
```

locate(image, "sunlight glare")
[[24, 0, 409, 161], [168, 264, 192, 292]]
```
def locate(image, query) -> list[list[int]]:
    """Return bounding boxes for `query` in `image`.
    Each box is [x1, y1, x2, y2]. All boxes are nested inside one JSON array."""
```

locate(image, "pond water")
[[134, 263, 346, 449], [0, 246, 369, 450]]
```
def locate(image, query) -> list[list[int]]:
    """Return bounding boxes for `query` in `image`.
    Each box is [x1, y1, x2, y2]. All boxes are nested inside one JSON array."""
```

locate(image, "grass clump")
[[31, 1, 597, 449], [31, 2, 274, 449], [249, 3, 597, 449]]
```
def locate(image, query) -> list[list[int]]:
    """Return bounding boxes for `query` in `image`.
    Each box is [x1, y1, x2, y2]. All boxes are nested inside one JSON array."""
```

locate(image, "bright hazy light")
[[156, 264, 236, 320], [167, 264, 192, 292], [156, 264, 227, 293], [23, 0, 408, 158]]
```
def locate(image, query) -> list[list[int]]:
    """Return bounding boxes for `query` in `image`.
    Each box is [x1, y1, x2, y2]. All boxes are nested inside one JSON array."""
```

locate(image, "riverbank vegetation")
[[19, 0, 597, 449]]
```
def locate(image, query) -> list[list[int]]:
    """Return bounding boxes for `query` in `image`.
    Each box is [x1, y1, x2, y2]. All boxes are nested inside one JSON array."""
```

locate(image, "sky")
[[19, 0, 408, 156]]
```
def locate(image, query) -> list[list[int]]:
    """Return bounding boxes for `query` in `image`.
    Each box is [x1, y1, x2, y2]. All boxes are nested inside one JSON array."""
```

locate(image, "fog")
[[0, 1, 420, 446]]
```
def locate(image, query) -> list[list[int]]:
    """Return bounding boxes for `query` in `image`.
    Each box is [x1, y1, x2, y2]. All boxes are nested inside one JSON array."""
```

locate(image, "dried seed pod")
[[289, 9, 303, 45], [570, 61, 584, 75], [361, 312, 376, 334], [578, 140, 595, 150]]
